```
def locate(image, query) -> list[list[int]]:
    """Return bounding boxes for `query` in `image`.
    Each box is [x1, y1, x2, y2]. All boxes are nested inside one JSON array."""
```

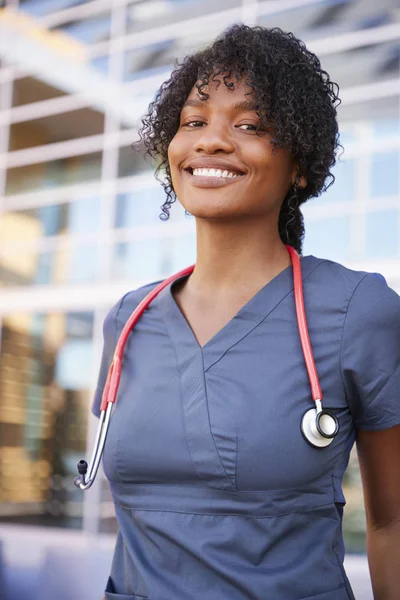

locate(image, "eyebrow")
[[182, 98, 259, 112]]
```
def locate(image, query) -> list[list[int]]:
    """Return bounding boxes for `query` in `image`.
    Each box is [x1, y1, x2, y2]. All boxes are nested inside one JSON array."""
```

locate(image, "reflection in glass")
[[126, 0, 241, 35], [113, 235, 196, 282], [9, 109, 105, 151], [0, 310, 94, 528], [0, 244, 99, 287], [118, 145, 155, 178], [370, 152, 400, 198], [123, 25, 227, 82], [366, 210, 398, 259], [12, 77, 67, 107], [5, 152, 102, 195], [19, 0, 89, 18], [52, 11, 112, 45], [0, 198, 101, 242], [116, 188, 192, 228], [115, 188, 165, 227]]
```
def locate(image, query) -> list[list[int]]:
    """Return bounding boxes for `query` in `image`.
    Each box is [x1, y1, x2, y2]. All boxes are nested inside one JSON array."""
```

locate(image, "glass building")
[[0, 0, 399, 560]]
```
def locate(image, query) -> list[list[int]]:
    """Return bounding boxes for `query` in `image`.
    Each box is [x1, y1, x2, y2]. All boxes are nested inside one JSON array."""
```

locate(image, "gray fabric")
[[93, 255, 400, 599]]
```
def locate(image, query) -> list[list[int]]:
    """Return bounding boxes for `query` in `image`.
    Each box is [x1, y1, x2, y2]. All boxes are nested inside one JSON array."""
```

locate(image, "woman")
[[93, 25, 400, 599]]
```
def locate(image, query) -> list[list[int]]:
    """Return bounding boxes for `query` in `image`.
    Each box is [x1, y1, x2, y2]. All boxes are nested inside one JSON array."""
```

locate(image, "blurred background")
[[0, 0, 399, 598]]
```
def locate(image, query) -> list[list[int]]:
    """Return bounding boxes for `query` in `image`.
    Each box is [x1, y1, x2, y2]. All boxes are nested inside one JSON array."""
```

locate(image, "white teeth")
[[192, 168, 241, 178]]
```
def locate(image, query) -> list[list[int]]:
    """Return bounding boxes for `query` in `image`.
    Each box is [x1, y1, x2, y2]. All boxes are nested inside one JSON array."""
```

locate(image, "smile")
[[184, 168, 246, 188]]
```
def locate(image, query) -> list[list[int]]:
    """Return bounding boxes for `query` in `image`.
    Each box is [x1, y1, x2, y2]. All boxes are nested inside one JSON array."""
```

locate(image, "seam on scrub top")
[[235, 435, 239, 490], [204, 259, 329, 372], [338, 273, 371, 419], [201, 351, 238, 490], [162, 312, 213, 488], [114, 500, 336, 519]]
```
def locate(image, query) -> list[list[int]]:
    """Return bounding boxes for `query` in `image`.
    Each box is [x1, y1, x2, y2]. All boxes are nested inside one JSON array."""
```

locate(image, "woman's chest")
[[103, 307, 353, 492]]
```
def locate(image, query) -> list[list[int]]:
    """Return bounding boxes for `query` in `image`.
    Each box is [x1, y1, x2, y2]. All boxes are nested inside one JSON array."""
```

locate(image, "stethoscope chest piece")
[[301, 404, 339, 448]]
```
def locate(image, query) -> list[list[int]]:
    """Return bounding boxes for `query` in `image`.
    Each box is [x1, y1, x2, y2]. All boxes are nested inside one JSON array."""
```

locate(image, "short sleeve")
[[341, 273, 400, 430], [91, 296, 126, 418]]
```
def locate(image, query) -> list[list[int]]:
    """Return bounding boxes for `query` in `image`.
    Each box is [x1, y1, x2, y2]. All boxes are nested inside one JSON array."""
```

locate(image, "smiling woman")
[[134, 24, 339, 253], [87, 24, 400, 600]]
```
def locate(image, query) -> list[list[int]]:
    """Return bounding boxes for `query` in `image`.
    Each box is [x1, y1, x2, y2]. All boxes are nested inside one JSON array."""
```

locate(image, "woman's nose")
[[193, 121, 235, 153]]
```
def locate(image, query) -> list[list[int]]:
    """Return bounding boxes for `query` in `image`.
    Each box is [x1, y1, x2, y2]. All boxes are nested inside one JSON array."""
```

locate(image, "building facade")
[[0, 0, 399, 560]]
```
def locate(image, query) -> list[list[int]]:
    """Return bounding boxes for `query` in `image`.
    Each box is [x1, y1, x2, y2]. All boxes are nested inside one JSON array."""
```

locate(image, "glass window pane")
[[113, 238, 165, 281], [0, 244, 100, 286], [9, 109, 105, 151], [370, 152, 399, 198], [303, 216, 351, 261], [115, 188, 165, 228], [113, 235, 196, 282], [115, 189, 190, 227], [0, 310, 94, 528], [118, 146, 155, 178], [12, 77, 67, 107], [365, 210, 398, 259], [19, 0, 88, 18], [0, 198, 101, 242], [126, 0, 241, 35], [320, 158, 355, 204], [54, 11, 112, 46], [372, 117, 400, 139], [5, 151, 102, 195], [123, 25, 233, 82]]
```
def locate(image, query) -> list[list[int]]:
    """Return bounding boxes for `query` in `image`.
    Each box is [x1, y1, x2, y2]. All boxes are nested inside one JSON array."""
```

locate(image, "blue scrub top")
[[92, 255, 400, 600]]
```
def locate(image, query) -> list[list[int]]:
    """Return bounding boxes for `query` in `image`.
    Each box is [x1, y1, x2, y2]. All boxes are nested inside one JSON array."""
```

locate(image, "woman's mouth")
[[183, 167, 246, 188]]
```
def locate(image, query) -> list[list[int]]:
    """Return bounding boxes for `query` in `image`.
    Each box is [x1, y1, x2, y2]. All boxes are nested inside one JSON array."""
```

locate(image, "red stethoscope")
[[75, 245, 339, 491]]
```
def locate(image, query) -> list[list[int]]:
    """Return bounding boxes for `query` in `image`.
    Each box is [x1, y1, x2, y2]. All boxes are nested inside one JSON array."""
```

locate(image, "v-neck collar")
[[159, 255, 320, 371]]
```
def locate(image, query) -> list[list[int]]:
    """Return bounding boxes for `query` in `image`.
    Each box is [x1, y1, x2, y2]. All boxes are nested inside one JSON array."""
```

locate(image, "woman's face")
[[168, 74, 305, 221]]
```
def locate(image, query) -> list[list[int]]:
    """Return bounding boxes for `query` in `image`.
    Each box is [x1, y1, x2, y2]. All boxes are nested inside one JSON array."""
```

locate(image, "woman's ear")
[[292, 170, 307, 189], [297, 175, 307, 188]]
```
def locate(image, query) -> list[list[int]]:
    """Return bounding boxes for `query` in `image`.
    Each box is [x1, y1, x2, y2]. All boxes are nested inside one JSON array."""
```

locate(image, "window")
[[9, 109, 105, 151], [113, 238, 166, 282], [19, 0, 89, 18], [0, 198, 101, 241], [365, 210, 398, 259], [12, 77, 67, 107], [0, 310, 94, 528], [370, 152, 400, 198], [303, 216, 351, 261], [5, 151, 103, 195], [113, 235, 196, 282], [0, 244, 100, 286], [118, 146, 155, 178], [115, 188, 165, 228], [320, 158, 355, 204], [372, 117, 400, 139], [125, 0, 241, 36]]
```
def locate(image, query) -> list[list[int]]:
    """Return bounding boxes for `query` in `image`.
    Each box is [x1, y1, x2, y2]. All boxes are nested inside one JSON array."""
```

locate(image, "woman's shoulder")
[[304, 254, 398, 303], [104, 280, 163, 334]]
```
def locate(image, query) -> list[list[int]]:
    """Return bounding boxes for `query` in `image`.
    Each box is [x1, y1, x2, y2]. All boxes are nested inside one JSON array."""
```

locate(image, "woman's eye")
[[182, 121, 257, 131], [183, 120, 204, 127], [238, 124, 257, 131]]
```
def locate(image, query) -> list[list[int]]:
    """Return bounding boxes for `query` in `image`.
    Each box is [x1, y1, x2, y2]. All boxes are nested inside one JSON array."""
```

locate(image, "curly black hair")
[[133, 24, 341, 254]]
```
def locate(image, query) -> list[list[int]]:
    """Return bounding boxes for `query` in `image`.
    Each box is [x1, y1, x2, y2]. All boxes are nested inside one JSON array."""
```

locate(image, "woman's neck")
[[187, 216, 291, 296]]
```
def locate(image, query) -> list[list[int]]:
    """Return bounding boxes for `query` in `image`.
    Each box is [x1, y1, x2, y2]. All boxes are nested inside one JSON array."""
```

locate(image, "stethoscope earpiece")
[[301, 402, 339, 448]]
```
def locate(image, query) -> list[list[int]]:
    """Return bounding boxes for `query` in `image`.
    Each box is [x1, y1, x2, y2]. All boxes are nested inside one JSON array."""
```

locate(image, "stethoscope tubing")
[[75, 246, 337, 490]]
